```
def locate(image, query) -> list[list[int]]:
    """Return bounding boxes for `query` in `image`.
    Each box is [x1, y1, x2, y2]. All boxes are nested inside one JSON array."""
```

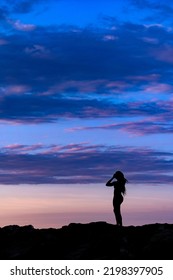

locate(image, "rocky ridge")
[[0, 222, 173, 259]]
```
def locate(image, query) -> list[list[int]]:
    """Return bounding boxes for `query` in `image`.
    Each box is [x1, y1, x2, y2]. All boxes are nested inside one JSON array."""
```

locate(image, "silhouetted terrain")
[[0, 222, 173, 259]]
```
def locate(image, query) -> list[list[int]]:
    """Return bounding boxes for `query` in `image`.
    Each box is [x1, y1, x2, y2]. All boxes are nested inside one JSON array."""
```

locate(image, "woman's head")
[[114, 171, 127, 195], [114, 170, 127, 194], [114, 170, 128, 184]]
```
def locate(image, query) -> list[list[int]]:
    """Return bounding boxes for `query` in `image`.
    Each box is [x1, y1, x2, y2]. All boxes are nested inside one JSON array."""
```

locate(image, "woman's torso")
[[113, 181, 124, 198]]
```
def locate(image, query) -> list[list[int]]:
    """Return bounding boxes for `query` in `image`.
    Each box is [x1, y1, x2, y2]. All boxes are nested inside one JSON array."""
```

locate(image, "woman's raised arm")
[[106, 176, 115, 187]]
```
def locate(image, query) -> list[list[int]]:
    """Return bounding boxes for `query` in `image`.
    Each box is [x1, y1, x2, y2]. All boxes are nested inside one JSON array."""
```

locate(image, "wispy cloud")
[[8, 19, 36, 31], [0, 143, 172, 184], [3, 143, 44, 154], [67, 118, 173, 135]]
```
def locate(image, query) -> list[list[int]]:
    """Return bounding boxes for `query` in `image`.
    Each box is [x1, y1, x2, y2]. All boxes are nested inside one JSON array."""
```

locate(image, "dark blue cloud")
[[1, 22, 173, 91], [0, 94, 172, 123], [1, 0, 56, 14], [0, 144, 172, 184], [0, 18, 173, 125], [0, 94, 117, 122], [130, 0, 173, 21]]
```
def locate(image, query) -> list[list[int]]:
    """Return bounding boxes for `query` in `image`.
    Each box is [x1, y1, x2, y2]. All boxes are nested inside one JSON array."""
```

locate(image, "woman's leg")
[[113, 204, 122, 226], [113, 197, 123, 226]]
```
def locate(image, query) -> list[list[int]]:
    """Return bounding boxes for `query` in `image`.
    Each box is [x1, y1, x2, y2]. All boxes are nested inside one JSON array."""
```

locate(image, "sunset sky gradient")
[[0, 0, 173, 228]]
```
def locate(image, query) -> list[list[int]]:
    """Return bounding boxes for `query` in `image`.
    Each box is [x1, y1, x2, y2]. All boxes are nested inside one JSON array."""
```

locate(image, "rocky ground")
[[0, 222, 173, 259]]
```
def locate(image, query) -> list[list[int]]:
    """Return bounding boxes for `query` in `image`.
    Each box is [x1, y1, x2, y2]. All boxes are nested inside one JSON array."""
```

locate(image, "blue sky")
[[0, 0, 173, 227]]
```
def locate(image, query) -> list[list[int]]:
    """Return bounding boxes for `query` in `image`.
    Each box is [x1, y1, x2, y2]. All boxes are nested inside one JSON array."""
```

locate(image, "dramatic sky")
[[0, 0, 173, 228]]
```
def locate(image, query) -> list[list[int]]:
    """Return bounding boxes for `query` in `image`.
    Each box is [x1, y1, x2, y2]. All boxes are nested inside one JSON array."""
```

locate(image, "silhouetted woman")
[[106, 171, 127, 226]]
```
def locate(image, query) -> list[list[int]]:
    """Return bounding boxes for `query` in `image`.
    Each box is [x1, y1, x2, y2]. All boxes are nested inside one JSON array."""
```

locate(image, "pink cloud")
[[67, 124, 116, 132], [143, 83, 173, 93], [2, 85, 31, 95], [4, 144, 23, 150], [103, 35, 118, 41], [42, 143, 101, 155], [41, 79, 131, 96], [4, 144, 44, 154], [142, 37, 159, 44], [2, 143, 103, 156], [0, 39, 8, 45], [9, 20, 36, 31], [153, 45, 173, 63], [67, 112, 173, 135], [126, 74, 160, 82]]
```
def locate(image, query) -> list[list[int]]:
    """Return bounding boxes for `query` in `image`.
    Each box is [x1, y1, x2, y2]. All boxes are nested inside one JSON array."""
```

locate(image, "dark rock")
[[0, 222, 172, 259]]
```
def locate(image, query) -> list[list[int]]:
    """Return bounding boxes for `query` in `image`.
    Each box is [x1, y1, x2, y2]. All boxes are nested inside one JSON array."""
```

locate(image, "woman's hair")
[[115, 170, 128, 195]]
